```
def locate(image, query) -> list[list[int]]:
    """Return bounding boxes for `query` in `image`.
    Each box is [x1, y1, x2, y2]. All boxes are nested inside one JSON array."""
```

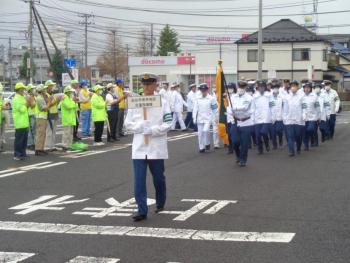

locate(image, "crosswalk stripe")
[[0, 220, 295, 243], [0, 252, 35, 262], [67, 256, 120, 263]]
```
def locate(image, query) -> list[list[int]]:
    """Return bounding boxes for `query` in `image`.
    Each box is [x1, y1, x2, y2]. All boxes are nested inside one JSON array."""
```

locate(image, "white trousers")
[[212, 121, 220, 147], [44, 118, 58, 150], [62, 126, 74, 148], [171, 112, 186, 130], [197, 122, 210, 150]]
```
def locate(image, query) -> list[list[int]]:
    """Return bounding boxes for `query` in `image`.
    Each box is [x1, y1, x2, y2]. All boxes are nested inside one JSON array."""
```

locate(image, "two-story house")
[[235, 19, 350, 91]]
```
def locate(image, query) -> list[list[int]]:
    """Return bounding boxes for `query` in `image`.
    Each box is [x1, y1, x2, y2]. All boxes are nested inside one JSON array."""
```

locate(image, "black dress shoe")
[[205, 145, 210, 150], [35, 150, 47, 156], [199, 149, 205, 153], [132, 214, 147, 222], [289, 153, 295, 157], [155, 207, 164, 213], [239, 162, 246, 167]]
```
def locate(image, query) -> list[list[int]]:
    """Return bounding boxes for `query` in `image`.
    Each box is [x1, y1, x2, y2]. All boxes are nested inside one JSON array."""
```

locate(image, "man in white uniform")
[[124, 73, 172, 222], [322, 80, 340, 139], [170, 83, 187, 131], [192, 83, 218, 153]]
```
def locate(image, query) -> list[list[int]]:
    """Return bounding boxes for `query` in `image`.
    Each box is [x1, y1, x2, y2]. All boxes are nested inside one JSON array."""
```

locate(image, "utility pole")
[[150, 23, 153, 56], [28, 0, 34, 84], [79, 13, 93, 68], [0, 45, 5, 82], [65, 30, 72, 58], [219, 43, 222, 60], [111, 30, 117, 80], [257, 0, 263, 80], [8, 37, 12, 89]]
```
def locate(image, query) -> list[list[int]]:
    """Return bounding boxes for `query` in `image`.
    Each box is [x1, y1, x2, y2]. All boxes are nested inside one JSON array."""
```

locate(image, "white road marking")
[[10, 195, 89, 215], [0, 220, 295, 243], [0, 162, 67, 179], [67, 256, 120, 263], [0, 251, 36, 262]]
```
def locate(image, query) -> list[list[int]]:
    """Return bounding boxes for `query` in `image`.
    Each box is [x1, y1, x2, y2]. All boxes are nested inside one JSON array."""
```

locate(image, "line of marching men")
[[0, 80, 129, 160], [159, 78, 340, 167]]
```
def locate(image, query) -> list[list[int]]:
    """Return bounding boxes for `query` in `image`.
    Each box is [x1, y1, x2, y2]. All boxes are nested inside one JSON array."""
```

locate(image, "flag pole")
[[218, 60, 234, 113]]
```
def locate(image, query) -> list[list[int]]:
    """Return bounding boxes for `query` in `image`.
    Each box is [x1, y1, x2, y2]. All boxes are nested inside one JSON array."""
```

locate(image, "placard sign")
[[126, 95, 162, 109]]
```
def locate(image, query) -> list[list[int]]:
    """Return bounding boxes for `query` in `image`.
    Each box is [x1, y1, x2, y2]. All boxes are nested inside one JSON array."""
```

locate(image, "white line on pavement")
[[67, 256, 120, 263], [0, 251, 36, 262], [0, 220, 295, 243]]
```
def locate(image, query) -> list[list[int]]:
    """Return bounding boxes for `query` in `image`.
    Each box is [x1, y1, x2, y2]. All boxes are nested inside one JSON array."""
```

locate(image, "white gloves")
[[143, 120, 153, 135]]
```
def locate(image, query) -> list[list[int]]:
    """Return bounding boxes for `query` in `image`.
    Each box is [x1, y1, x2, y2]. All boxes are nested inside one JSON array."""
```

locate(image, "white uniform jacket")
[[322, 89, 340, 115], [269, 93, 283, 122], [282, 93, 305, 126], [186, 90, 197, 112], [252, 91, 272, 124], [124, 98, 172, 160], [192, 94, 218, 124], [226, 93, 254, 127], [302, 92, 320, 121]]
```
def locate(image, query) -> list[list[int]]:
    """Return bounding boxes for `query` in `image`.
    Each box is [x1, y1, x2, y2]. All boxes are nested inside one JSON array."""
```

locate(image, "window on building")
[[247, 49, 264, 62], [323, 49, 328, 62], [293, 48, 310, 61], [91, 69, 96, 78], [198, 74, 216, 89]]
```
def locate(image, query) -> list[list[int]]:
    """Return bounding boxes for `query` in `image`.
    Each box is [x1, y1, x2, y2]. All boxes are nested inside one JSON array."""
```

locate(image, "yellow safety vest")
[[35, 94, 48, 119], [116, 85, 125, 109]]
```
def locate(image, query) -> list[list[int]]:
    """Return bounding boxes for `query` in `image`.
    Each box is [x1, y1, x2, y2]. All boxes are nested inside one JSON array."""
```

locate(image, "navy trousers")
[[271, 121, 284, 148], [285, 124, 304, 155], [254, 123, 271, 153], [319, 120, 330, 142], [184, 111, 196, 130], [133, 159, 166, 216], [303, 121, 317, 150], [328, 114, 336, 139], [230, 124, 252, 164], [14, 128, 28, 158]]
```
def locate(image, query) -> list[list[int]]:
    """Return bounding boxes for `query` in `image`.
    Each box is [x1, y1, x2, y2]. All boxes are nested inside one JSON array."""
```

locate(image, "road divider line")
[[0, 220, 295, 243], [0, 171, 26, 179], [67, 256, 120, 263]]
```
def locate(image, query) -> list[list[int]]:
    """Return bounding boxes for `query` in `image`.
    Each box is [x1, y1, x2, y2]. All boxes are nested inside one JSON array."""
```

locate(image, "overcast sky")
[[1, 0, 350, 63]]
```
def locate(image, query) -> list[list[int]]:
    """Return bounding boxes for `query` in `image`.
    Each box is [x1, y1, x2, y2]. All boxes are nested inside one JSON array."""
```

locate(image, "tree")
[[157, 24, 180, 56], [19, 51, 36, 80], [136, 28, 151, 56], [96, 30, 128, 78], [50, 50, 64, 85]]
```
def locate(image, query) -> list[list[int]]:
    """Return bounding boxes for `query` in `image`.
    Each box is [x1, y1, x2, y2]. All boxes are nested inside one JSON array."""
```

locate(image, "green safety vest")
[[12, 93, 29, 129], [35, 94, 48, 119], [91, 94, 107, 122], [61, 94, 77, 126], [47, 93, 58, 114], [27, 96, 36, 116]]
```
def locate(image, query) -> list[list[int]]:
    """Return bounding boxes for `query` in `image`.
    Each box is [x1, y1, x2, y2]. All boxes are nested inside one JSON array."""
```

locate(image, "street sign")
[[64, 58, 77, 69], [62, 73, 71, 87], [126, 95, 162, 109]]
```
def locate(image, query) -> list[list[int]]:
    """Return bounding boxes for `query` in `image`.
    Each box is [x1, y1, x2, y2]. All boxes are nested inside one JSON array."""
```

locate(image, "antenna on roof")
[[303, 0, 319, 33]]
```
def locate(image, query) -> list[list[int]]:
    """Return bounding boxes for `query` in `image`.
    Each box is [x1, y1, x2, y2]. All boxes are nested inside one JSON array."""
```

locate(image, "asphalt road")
[[0, 113, 350, 263]]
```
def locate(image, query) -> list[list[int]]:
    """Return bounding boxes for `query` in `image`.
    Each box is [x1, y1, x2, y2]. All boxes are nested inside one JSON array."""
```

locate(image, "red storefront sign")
[[177, 56, 196, 65]]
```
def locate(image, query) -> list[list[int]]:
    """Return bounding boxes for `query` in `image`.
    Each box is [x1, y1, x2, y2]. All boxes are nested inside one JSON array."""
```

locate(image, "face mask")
[[70, 93, 75, 99], [228, 89, 234, 94], [97, 90, 103, 95], [325, 85, 331, 91], [237, 88, 245, 95], [314, 87, 321, 94], [273, 89, 279, 94]]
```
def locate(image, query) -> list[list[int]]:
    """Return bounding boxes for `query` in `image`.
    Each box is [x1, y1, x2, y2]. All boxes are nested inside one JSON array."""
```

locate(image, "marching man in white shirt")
[[269, 83, 284, 149], [283, 80, 306, 157], [302, 82, 320, 151], [170, 83, 187, 131], [192, 83, 218, 153], [184, 83, 197, 130], [314, 83, 331, 144], [252, 81, 272, 154], [322, 80, 340, 140], [124, 73, 172, 222], [226, 81, 254, 167]]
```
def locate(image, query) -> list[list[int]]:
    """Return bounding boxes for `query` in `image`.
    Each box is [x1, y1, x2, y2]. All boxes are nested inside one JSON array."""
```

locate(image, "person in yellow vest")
[[71, 79, 82, 141], [0, 83, 7, 152], [35, 84, 51, 156], [26, 84, 37, 151], [44, 80, 62, 151], [79, 80, 92, 137], [91, 85, 107, 146], [12, 82, 33, 160], [61, 86, 78, 151], [115, 79, 128, 138]]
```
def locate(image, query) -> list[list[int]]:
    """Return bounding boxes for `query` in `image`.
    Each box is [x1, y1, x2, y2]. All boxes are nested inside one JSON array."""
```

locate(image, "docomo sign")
[[129, 56, 177, 66], [206, 36, 233, 43], [129, 56, 196, 66]]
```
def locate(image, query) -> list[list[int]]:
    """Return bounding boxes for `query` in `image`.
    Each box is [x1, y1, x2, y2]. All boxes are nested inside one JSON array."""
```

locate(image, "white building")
[[128, 43, 237, 92], [235, 19, 350, 90]]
